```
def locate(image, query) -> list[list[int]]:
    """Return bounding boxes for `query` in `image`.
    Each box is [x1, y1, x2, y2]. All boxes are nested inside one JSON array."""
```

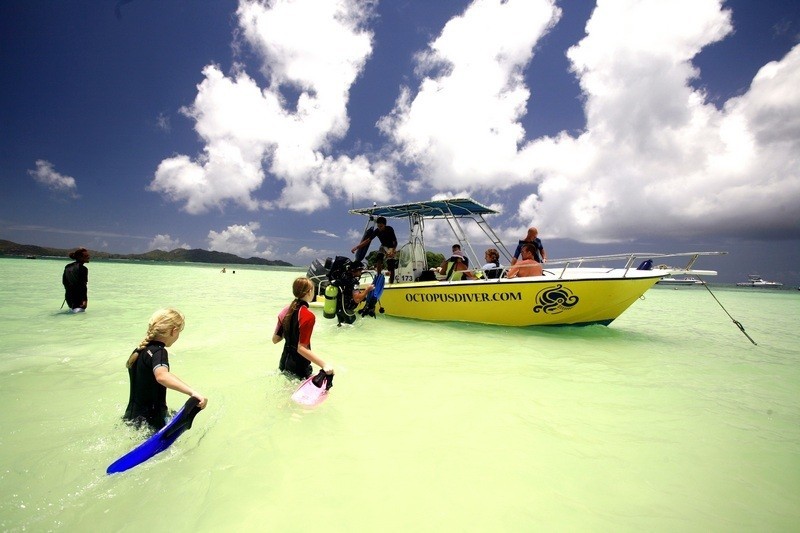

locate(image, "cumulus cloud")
[[290, 245, 337, 263], [379, 0, 561, 189], [149, 0, 393, 215], [150, 0, 800, 246], [514, 0, 800, 242], [28, 160, 79, 198], [381, 0, 800, 242], [313, 229, 338, 238], [207, 222, 274, 258], [148, 234, 189, 251]]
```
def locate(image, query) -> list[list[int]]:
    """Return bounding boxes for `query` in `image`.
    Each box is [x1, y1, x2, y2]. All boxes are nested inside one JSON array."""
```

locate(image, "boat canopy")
[[349, 198, 498, 219]]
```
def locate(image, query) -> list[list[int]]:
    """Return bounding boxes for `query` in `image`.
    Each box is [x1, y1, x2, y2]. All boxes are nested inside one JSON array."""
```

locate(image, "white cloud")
[[312, 229, 338, 238], [28, 160, 79, 198], [207, 222, 274, 258], [345, 228, 362, 242], [290, 245, 337, 263], [149, 0, 393, 215], [379, 0, 562, 188], [148, 234, 189, 251], [381, 0, 800, 242], [156, 112, 171, 132], [150, 0, 800, 245], [515, 0, 800, 242]]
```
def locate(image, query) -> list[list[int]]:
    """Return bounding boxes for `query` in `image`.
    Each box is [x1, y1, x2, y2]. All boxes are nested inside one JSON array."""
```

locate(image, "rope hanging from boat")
[[697, 276, 757, 345]]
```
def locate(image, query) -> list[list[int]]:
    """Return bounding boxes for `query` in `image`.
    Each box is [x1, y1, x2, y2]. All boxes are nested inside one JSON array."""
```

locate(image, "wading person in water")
[[123, 308, 208, 431], [273, 277, 334, 381], [62, 247, 90, 312]]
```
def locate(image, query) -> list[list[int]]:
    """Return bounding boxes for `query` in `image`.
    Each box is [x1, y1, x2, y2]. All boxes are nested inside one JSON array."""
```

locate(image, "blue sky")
[[2, 0, 799, 284]]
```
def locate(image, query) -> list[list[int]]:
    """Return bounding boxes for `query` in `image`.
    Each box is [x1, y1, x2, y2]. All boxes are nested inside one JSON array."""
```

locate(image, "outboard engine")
[[306, 257, 330, 298]]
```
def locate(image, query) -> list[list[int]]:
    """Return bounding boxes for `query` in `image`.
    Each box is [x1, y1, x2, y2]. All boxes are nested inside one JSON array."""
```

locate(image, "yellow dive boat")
[[310, 198, 723, 327]]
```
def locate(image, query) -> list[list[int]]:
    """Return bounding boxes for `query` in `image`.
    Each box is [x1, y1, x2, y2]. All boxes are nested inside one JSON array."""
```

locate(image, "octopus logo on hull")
[[533, 284, 579, 315]]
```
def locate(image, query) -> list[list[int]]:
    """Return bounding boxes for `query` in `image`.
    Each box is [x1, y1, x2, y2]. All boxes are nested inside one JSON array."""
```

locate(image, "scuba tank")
[[323, 284, 339, 319]]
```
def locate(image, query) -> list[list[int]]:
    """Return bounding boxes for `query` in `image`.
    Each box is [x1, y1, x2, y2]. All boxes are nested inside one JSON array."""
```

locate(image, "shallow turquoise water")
[[0, 257, 798, 531]]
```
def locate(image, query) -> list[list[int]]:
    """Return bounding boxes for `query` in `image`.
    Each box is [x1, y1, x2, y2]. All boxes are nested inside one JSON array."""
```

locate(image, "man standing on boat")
[[351, 216, 398, 283], [511, 227, 546, 265]]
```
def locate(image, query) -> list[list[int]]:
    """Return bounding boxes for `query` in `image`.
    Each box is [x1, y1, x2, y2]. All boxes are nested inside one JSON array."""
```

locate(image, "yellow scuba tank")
[[323, 284, 338, 319]]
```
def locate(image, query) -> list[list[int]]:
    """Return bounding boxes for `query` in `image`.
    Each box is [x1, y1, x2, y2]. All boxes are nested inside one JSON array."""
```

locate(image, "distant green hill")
[[0, 239, 293, 267]]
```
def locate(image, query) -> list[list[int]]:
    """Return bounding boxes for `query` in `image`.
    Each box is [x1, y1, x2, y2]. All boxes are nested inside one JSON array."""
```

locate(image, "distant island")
[[0, 239, 293, 267]]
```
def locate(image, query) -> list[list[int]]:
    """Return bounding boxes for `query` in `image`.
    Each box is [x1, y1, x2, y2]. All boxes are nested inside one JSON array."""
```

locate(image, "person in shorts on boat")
[[123, 308, 208, 431], [511, 227, 546, 265], [273, 277, 335, 381], [62, 247, 90, 312], [351, 216, 398, 283], [481, 248, 502, 279], [507, 244, 543, 278]]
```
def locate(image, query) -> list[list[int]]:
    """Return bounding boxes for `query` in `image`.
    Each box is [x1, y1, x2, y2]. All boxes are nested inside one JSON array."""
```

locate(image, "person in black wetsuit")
[[62, 247, 90, 312], [272, 277, 334, 380], [123, 308, 208, 431], [351, 216, 399, 283]]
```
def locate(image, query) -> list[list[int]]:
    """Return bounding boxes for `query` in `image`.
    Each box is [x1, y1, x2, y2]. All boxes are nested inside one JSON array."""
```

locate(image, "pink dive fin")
[[291, 374, 329, 406]]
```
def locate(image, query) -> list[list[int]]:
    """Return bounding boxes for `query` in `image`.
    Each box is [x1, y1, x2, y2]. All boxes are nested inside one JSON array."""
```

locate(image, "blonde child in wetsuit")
[[123, 308, 208, 430]]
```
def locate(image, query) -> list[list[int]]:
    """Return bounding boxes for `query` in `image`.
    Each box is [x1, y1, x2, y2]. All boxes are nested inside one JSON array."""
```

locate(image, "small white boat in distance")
[[736, 275, 783, 287]]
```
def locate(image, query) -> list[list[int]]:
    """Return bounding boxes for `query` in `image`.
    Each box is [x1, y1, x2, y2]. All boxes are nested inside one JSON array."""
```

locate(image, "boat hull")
[[379, 274, 660, 327]]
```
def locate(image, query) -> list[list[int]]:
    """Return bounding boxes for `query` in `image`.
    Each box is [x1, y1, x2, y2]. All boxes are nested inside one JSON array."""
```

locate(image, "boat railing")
[[454, 250, 726, 281], [544, 251, 726, 278], [313, 250, 725, 290]]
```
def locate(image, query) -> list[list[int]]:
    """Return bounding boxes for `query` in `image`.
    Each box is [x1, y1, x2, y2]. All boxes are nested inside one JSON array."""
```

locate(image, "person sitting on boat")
[[481, 248, 502, 279], [438, 244, 469, 273], [507, 244, 543, 278], [351, 216, 398, 283], [442, 250, 476, 281], [511, 227, 546, 265]]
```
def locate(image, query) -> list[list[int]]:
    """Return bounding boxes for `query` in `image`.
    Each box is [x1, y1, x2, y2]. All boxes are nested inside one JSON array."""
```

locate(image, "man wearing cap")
[[345, 261, 375, 305], [328, 260, 375, 325]]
